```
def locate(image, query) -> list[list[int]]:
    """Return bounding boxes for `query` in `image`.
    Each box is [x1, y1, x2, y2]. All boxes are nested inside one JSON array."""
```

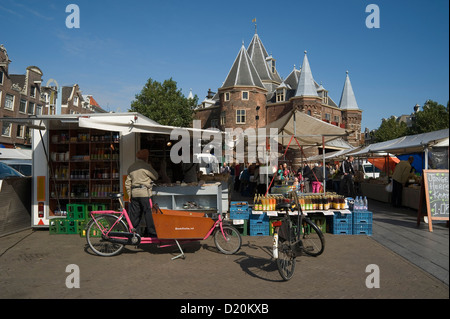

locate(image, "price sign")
[[417, 170, 449, 232]]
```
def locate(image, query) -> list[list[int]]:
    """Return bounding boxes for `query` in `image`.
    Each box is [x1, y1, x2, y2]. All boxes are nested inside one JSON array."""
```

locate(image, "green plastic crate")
[[308, 216, 326, 234], [67, 203, 87, 221], [49, 218, 68, 234], [233, 219, 248, 236]]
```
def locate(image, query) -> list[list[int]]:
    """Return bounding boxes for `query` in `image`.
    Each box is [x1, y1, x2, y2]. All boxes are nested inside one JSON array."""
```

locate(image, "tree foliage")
[[373, 116, 408, 143], [130, 78, 198, 127], [408, 100, 449, 134], [373, 100, 449, 143]]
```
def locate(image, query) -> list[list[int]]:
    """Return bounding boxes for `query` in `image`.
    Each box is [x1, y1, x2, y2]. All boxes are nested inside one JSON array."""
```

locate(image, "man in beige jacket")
[[125, 149, 159, 237], [391, 156, 414, 207]]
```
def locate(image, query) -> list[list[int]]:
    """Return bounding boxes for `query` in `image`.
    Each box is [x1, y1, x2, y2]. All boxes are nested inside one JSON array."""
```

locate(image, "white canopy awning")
[[78, 113, 219, 136], [433, 137, 449, 148], [350, 129, 449, 156]]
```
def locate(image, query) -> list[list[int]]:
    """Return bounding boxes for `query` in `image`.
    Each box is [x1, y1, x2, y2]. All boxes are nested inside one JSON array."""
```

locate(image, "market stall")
[[19, 113, 227, 227], [349, 129, 449, 209], [228, 110, 357, 236], [261, 109, 353, 192]]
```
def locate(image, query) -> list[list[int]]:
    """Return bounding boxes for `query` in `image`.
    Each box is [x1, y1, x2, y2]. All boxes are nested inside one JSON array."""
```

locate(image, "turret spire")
[[339, 71, 359, 110], [295, 51, 318, 97]]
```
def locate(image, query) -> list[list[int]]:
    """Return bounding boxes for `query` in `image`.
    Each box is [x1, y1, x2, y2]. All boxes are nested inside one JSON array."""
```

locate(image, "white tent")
[[349, 129, 449, 170], [349, 129, 448, 156]]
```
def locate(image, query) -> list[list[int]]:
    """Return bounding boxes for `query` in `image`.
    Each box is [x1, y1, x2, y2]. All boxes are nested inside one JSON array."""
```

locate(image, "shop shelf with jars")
[[48, 128, 121, 217]]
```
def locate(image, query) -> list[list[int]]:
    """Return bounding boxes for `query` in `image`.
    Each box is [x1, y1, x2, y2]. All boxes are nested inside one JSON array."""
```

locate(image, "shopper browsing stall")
[[125, 149, 159, 237], [391, 156, 414, 207], [312, 162, 324, 193], [340, 156, 355, 197]]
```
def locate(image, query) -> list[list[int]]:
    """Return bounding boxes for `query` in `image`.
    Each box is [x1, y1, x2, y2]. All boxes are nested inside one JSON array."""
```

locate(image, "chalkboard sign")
[[417, 170, 449, 232]]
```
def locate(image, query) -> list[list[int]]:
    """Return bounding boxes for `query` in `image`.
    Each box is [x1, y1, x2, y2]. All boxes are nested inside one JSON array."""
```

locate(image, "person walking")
[[391, 156, 414, 207], [331, 163, 342, 193], [302, 163, 313, 193], [312, 162, 324, 193], [340, 156, 355, 197], [125, 149, 159, 237]]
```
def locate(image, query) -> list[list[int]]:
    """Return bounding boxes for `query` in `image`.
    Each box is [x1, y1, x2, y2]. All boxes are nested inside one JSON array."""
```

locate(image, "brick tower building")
[[194, 31, 362, 155]]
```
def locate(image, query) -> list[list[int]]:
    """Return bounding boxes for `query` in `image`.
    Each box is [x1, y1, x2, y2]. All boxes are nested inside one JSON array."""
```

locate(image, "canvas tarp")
[[262, 109, 352, 148]]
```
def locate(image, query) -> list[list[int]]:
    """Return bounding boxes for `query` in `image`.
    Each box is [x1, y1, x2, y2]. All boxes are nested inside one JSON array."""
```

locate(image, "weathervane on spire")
[[252, 18, 257, 34]]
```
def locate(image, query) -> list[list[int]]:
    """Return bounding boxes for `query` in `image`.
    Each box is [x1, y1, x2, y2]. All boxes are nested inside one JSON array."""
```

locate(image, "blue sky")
[[0, 0, 448, 130]]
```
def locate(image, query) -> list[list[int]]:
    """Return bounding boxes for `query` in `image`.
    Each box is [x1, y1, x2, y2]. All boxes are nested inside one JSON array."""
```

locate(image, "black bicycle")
[[272, 191, 325, 281]]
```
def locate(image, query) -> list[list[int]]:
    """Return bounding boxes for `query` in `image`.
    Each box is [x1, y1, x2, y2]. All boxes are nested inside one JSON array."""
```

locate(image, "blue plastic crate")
[[333, 212, 352, 224], [353, 211, 373, 224], [353, 223, 372, 235], [249, 212, 269, 224], [250, 223, 269, 236], [230, 202, 250, 219], [330, 222, 352, 235], [326, 212, 352, 234]]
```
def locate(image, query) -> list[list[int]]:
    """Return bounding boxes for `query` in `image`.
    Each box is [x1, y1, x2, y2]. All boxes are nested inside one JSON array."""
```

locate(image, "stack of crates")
[[352, 211, 373, 235], [249, 213, 269, 236], [307, 213, 327, 234], [79, 203, 107, 237], [327, 212, 352, 235], [49, 218, 68, 234], [229, 201, 250, 236], [49, 203, 107, 235]]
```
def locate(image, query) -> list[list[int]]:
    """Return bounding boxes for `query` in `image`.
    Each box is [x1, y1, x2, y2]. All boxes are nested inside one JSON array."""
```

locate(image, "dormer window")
[[276, 88, 285, 102], [266, 56, 276, 74]]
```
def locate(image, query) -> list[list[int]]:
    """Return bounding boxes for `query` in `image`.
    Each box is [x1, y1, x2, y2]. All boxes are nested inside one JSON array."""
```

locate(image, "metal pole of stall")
[[322, 136, 326, 193]]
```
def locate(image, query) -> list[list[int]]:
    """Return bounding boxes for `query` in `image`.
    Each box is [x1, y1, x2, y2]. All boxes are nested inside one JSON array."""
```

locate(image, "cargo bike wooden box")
[[85, 193, 242, 260]]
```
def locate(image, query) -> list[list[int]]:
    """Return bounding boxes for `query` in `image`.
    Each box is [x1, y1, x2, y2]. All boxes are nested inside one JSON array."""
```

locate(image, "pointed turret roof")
[[339, 71, 359, 110], [295, 51, 318, 98], [284, 65, 301, 91], [247, 33, 282, 84], [221, 43, 265, 89]]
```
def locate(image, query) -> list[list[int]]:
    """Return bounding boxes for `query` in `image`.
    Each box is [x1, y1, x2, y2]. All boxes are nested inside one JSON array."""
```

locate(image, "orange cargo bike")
[[85, 193, 242, 259]]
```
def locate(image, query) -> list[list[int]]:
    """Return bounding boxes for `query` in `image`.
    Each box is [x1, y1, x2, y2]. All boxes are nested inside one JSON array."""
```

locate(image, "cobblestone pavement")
[[0, 228, 448, 299]]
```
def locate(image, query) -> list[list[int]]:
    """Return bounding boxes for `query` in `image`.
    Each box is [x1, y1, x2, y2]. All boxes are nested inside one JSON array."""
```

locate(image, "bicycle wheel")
[[86, 215, 128, 257], [301, 218, 325, 257], [214, 225, 242, 255], [276, 237, 296, 281]]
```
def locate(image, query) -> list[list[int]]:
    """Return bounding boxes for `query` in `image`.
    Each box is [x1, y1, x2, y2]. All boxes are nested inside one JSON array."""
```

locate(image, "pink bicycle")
[[85, 193, 242, 259]]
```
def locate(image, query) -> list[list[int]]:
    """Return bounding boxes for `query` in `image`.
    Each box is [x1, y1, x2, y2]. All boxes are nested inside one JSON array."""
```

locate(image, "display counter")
[[152, 183, 222, 214], [361, 181, 420, 210], [402, 186, 420, 210], [251, 209, 351, 216], [361, 182, 391, 203]]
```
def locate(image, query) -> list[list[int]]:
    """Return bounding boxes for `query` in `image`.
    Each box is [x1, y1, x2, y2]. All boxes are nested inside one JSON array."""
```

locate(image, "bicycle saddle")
[[277, 202, 291, 210], [109, 192, 124, 198]]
